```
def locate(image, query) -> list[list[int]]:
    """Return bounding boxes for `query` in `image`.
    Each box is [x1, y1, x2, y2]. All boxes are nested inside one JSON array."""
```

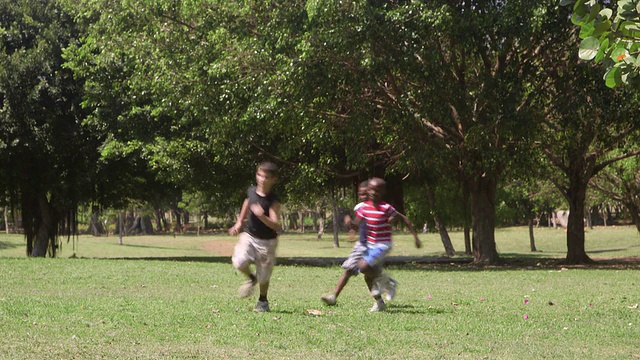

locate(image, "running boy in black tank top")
[[228, 162, 281, 312]]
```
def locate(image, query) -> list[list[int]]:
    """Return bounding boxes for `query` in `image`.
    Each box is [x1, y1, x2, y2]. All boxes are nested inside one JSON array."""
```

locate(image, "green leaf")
[[587, 3, 602, 22], [592, 20, 612, 37], [594, 37, 610, 62], [571, 2, 590, 25], [559, 0, 575, 6], [604, 66, 623, 87], [579, 20, 595, 38], [599, 8, 613, 20], [573, 0, 589, 12], [611, 46, 629, 62], [578, 36, 600, 60], [571, 10, 589, 25]]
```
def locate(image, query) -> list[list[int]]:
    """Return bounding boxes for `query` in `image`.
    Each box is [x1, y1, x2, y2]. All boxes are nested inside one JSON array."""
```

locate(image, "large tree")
[[349, 1, 561, 263], [0, 0, 98, 256], [538, 39, 640, 263], [591, 155, 640, 234]]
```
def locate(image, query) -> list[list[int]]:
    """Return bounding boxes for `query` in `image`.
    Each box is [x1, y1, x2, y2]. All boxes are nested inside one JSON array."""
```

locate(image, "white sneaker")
[[370, 275, 386, 297], [237, 279, 256, 298], [369, 300, 387, 312], [384, 278, 397, 302], [253, 300, 270, 312], [321, 294, 337, 306]]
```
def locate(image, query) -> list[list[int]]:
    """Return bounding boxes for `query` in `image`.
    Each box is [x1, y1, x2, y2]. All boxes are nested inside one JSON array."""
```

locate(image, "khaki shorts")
[[232, 232, 278, 284]]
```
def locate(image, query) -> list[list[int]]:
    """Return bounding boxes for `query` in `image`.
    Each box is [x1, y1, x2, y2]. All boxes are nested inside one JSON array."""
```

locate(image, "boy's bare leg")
[[236, 265, 257, 298], [334, 270, 356, 297], [322, 270, 355, 305], [360, 261, 386, 311], [259, 282, 269, 298]]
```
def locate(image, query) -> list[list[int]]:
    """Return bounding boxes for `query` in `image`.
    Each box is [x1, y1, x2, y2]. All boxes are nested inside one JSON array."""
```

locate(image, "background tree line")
[[1, 0, 639, 264]]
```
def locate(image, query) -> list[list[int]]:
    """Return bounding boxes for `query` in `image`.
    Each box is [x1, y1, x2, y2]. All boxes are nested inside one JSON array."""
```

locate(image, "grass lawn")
[[1, 226, 639, 359]]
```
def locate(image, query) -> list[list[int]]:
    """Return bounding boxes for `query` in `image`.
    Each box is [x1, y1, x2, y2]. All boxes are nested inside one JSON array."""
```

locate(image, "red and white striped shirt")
[[355, 201, 397, 243]]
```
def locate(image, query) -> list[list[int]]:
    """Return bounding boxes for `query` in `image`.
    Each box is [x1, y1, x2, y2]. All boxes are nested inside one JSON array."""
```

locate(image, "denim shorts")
[[362, 241, 391, 267]]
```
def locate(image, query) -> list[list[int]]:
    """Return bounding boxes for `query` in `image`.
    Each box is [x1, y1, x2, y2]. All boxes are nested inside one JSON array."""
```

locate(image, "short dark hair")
[[257, 161, 278, 177], [369, 177, 386, 194]]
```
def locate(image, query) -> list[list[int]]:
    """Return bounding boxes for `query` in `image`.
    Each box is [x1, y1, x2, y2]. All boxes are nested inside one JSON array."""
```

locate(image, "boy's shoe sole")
[[238, 279, 257, 298], [321, 294, 337, 306], [370, 301, 387, 312], [253, 300, 270, 312]]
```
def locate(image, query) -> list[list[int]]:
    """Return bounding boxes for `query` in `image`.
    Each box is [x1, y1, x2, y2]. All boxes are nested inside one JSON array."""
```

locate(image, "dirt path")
[[202, 239, 236, 256]]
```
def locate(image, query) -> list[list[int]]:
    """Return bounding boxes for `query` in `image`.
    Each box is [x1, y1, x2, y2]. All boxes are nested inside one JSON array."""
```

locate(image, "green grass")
[[1, 225, 639, 260], [1, 226, 640, 359]]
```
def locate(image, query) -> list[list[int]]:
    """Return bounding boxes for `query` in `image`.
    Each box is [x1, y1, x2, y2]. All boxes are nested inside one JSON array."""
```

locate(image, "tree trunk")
[[469, 175, 499, 264], [154, 208, 164, 232], [425, 183, 455, 256], [3, 206, 8, 234], [298, 211, 305, 233], [129, 214, 155, 235], [565, 184, 592, 264], [624, 201, 640, 234], [435, 216, 455, 257], [462, 181, 472, 255], [183, 210, 190, 226], [317, 205, 325, 239], [528, 218, 537, 252], [89, 211, 105, 236], [118, 211, 124, 245], [311, 211, 318, 232], [30, 194, 53, 257], [331, 189, 340, 248], [289, 213, 298, 231]]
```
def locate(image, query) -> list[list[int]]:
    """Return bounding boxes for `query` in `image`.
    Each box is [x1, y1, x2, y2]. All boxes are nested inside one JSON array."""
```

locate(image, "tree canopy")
[[2, 0, 639, 263], [565, 0, 640, 88], [0, 0, 99, 256]]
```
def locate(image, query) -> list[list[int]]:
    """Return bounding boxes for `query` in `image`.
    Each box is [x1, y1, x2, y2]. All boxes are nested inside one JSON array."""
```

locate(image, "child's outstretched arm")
[[228, 199, 250, 236], [344, 214, 361, 231], [391, 212, 422, 248]]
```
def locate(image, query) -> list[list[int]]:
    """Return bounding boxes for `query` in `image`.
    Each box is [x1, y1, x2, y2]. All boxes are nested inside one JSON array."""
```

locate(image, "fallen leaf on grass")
[[628, 304, 639, 309], [210, 309, 220, 313], [306, 309, 323, 316]]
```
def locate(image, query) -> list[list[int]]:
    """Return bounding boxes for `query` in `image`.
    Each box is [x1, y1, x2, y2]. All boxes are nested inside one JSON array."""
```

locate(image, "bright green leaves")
[[579, 36, 600, 60], [565, 0, 640, 87]]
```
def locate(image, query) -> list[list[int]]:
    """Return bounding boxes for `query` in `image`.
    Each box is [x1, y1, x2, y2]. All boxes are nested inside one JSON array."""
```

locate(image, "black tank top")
[[244, 186, 279, 239]]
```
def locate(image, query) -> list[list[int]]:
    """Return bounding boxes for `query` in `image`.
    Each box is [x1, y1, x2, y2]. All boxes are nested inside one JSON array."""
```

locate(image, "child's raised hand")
[[250, 203, 265, 217]]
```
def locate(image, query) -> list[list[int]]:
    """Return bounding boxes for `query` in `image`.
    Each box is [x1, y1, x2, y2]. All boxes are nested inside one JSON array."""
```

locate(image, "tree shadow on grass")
[[0, 240, 21, 250], [117, 244, 190, 251], [82, 254, 640, 271], [383, 303, 444, 315]]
